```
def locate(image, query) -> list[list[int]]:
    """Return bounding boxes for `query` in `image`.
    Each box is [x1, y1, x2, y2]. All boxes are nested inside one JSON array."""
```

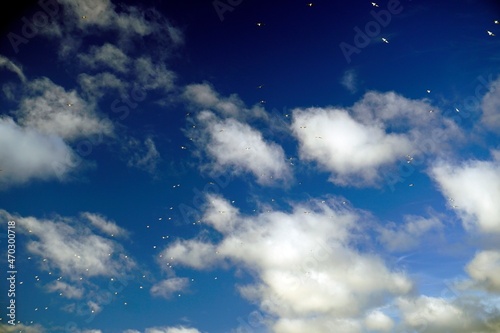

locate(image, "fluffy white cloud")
[[150, 278, 189, 299], [160, 240, 219, 270], [466, 250, 500, 292], [162, 194, 413, 332], [16, 78, 114, 141], [431, 158, 500, 233], [364, 310, 394, 332], [0, 116, 76, 188], [291, 91, 462, 187], [378, 214, 443, 252], [191, 111, 291, 185], [480, 75, 500, 131], [292, 107, 412, 186]]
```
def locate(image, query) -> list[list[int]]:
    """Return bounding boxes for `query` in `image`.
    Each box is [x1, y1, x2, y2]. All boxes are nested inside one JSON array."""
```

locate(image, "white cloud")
[[292, 107, 412, 186], [16, 78, 114, 141], [364, 310, 394, 332], [0, 116, 76, 188], [351, 91, 462, 154], [480, 75, 500, 131], [160, 240, 219, 270], [162, 195, 413, 332], [398, 295, 500, 333], [77, 72, 127, 100], [46, 281, 84, 299], [81, 212, 128, 237], [431, 159, 500, 233], [378, 214, 443, 252], [183, 83, 267, 120], [191, 111, 291, 185], [466, 250, 500, 292], [340, 69, 357, 93], [291, 91, 463, 187], [150, 278, 189, 299], [78, 43, 130, 72], [0, 210, 135, 280]]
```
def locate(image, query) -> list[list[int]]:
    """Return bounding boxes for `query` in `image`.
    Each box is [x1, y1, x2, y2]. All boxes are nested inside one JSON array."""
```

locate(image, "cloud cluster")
[[161, 194, 413, 332]]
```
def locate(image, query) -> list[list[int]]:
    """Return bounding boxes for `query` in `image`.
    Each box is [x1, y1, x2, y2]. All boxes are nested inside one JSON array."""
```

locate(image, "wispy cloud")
[[0, 55, 26, 82], [480, 75, 500, 131], [126, 137, 161, 175], [81, 212, 129, 238], [340, 69, 358, 93]]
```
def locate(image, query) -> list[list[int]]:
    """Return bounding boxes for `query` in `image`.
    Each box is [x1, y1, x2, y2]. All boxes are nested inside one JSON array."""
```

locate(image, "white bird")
[[256, 22, 264, 27], [372, 2, 379, 7], [495, 20, 499, 24], [455, 108, 460, 113], [426, 89, 431, 93], [307, 2, 313, 7], [487, 30, 495, 36], [381, 37, 389, 43]]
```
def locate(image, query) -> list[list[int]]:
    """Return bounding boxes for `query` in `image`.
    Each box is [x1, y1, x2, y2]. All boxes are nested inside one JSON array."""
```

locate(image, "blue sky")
[[1, 0, 500, 332]]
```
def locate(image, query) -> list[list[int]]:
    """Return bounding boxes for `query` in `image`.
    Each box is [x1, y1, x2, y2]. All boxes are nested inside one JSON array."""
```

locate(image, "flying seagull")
[[487, 30, 495, 36], [381, 37, 389, 43]]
